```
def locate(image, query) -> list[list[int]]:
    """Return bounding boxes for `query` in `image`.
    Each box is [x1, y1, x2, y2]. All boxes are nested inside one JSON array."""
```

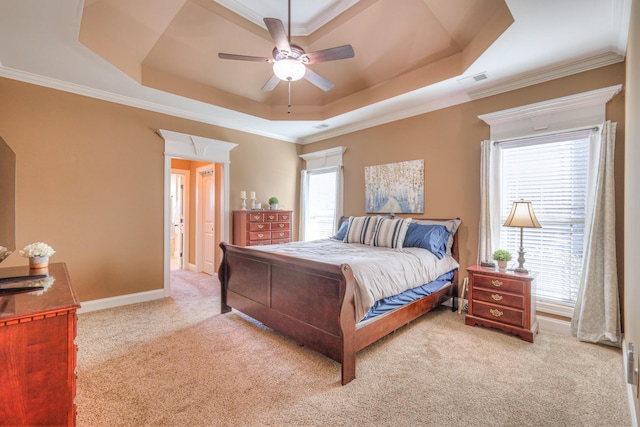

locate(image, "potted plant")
[[19, 241, 56, 269], [268, 196, 279, 210], [492, 249, 512, 271]]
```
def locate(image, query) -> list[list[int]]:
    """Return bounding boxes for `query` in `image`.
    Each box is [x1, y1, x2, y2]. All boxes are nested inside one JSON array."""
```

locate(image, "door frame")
[[160, 130, 237, 297]]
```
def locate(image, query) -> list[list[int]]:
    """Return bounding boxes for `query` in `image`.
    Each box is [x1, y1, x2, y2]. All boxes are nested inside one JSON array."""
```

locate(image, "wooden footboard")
[[218, 241, 457, 385], [218, 242, 358, 384]]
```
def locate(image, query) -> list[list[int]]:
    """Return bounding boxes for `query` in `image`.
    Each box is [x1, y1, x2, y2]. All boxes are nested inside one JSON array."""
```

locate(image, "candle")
[[240, 191, 246, 199], [249, 191, 256, 199]]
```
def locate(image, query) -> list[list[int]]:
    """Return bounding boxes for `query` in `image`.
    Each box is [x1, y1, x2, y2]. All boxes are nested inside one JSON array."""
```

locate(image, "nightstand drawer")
[[473, 274, 524, 294], [473, 289, 524, 309], [473, 301, 524, 327]]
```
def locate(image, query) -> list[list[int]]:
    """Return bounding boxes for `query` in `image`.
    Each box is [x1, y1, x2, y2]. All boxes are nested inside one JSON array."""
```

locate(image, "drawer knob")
[[279, 224, 284, 228], [257, 233, 264, 238], [253, 215, 260, 220], [491, 294, 503, 301], [489, 308, 504, 318], [269, 215, 275, 220], [282, 215, 288, 219], [257, 224, 264, 229], [491, 280, 503, 287], [278, 232, 284, 237]]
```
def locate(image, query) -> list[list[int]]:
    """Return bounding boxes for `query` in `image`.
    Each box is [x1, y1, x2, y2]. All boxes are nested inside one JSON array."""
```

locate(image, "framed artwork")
[[365, 159, 424, 214]]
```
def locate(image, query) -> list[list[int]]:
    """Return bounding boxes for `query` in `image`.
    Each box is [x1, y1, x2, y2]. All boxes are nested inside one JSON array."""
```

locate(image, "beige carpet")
[[76, 270, 631, 426]]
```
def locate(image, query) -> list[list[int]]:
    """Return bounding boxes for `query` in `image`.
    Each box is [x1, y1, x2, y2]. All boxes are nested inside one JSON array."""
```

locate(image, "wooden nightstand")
[[465, 265, 538, 342]]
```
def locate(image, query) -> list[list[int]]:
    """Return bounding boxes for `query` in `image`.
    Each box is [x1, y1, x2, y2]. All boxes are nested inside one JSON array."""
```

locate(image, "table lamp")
[[503, 200, 542, 273]]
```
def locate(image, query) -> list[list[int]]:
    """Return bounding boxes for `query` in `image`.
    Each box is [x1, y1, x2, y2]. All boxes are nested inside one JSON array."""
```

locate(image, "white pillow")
[[411, 219, 461, 255], [371, 217, 412, 248], [344, 216, 380, 245]]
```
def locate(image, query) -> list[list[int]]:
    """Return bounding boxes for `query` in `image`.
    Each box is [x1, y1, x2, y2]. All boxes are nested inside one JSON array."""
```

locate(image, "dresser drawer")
[[278, 212, 291, 221], [264, 213, 279, 221], [271, 230, 290, 240], [249, 231, 271, 241], [249, 222, 270, 231], [473, 274, 524, 294], [248, 213, 264, 222], [272, 221, 290, 230], [473, 301, 524, 327], [271, 238, 291, 244], [473, 288, 524, 309]]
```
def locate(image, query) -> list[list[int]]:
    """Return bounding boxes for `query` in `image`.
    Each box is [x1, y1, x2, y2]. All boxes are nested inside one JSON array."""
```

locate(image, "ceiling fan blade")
[[262, 74, 280, 91], [303, 67, 334, 92], [302, 45, 355, 64], [218, 53, 272, 62], [264, 18, 291, 56]]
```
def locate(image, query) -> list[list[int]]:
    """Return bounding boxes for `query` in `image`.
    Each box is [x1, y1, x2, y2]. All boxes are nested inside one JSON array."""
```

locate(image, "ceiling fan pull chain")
[[287, 78, 292, 115]]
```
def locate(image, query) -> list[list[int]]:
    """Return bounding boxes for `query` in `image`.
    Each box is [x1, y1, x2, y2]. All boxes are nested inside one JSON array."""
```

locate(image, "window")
[[302, 168, 338, 241], [498, 132, 590, 313], [299, 147, 345, 241]]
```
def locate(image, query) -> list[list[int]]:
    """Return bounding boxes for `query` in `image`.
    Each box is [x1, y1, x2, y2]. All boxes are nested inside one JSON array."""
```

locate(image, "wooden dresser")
[[233, 210, 293, 246], [0, 262, 80, 426], [465, 264, 538, 342]]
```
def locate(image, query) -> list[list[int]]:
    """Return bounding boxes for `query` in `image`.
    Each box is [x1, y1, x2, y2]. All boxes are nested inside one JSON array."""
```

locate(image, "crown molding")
[[214, 0, 359, 36], [467, 52, 624, 100]]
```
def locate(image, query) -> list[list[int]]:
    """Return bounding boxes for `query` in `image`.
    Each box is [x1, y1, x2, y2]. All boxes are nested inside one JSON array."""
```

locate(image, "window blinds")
[[499, 135, 590, 308]]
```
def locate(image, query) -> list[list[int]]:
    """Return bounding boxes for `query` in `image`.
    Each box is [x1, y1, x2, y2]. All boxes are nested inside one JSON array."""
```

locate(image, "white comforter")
[[251, 239, 459, 321]]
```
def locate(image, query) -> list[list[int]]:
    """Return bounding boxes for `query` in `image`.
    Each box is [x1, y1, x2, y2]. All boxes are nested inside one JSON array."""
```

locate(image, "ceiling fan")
[[217, 0, 355, 93]]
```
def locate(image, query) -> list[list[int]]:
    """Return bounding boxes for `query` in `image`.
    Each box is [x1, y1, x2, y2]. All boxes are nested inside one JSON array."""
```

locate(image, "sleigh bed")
[[218, 215, 460, 385]]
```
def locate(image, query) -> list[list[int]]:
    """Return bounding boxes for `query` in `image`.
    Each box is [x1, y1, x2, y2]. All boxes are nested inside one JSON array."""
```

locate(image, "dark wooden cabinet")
[[0, 262, 80, 426], [465, 264, 538, 342], [233, 210, 293, 246]]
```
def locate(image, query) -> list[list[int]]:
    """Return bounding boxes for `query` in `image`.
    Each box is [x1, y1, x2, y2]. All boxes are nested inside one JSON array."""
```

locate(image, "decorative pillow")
[[344, 216, 380, 245], [403, 223, 451, 259], [411, 219, 461, 256], [371, 217, 412, 248], [331, 221, 349, 240]]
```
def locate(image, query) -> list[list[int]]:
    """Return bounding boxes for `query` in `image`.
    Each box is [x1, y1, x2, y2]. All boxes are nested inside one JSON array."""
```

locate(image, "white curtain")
[[478, 140, 500, 263], [571, 121, 621, 347], [299, 169, 309, 241], [334, 166, 344, 229]]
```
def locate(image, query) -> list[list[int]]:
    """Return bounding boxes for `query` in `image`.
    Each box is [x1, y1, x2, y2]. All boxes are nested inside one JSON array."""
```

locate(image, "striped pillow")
[[371, 217, 412, 248], [344, 216, 380, 245]]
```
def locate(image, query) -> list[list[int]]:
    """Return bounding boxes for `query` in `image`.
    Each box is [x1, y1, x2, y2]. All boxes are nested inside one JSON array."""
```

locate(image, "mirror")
[[0, 136, 16, 264]]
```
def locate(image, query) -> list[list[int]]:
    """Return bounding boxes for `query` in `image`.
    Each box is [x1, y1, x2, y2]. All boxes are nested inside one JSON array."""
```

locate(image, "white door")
[[202, 170, 215, 275]]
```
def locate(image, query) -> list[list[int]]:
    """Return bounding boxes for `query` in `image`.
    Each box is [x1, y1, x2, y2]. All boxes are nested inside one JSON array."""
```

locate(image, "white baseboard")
[[537, 315, 571, 335], [78, 289, 165, 314]]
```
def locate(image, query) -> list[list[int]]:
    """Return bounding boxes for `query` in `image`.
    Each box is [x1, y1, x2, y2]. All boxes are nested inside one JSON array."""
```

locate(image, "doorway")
[[170, 170, 188, 270], [160, 129, 237, 297]]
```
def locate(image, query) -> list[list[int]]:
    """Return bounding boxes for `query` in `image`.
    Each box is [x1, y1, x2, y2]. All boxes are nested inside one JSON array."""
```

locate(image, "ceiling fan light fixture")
[[273, 59, 305, 81]]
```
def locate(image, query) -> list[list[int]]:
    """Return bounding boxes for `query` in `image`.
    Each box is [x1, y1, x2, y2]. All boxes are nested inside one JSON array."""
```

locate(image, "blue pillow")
[[331, 221, 349, 240], [403, 223, 451, 259]]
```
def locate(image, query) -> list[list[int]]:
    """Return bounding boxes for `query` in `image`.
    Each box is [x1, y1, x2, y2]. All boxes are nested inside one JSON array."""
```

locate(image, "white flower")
[[19, 242, 56, 258], [0, 246, 12, 262]]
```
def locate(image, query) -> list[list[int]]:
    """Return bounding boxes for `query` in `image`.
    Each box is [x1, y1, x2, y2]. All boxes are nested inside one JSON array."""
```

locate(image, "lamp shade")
[[503, 200, 542, 228], [273, 59, 306, 81]]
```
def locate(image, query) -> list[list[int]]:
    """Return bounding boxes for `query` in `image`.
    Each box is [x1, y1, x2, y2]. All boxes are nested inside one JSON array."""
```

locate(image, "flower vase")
[[497, 260, 508, 271], [29, 256, 49, 269]]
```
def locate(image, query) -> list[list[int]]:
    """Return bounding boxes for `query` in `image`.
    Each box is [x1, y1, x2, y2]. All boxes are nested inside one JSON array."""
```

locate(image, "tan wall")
[[0, 77, 300, 301], [625, 0, 640, 420], [302, 63, 626, 290]]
